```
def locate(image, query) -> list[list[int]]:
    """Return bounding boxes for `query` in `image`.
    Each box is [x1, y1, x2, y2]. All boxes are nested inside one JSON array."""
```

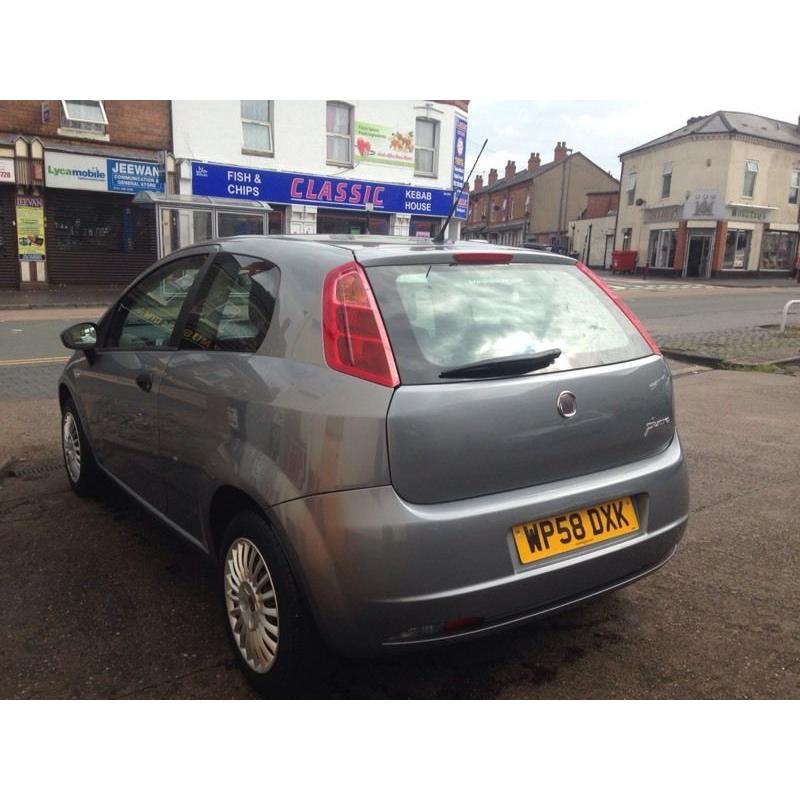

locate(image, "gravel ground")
[[0, 365, 798, 698]]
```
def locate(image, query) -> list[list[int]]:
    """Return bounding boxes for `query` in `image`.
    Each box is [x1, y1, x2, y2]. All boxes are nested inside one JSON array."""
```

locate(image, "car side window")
[[105, 254, 208, 349], [180, 253, 279, 353]]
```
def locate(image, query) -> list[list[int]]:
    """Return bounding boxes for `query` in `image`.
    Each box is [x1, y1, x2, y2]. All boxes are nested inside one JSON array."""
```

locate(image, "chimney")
[[488, 168, 498, 186], [554, 141, 568, 162], [504, 160, 516, 180], [528, 152, 541, 171], [474, 174, 483, 190]]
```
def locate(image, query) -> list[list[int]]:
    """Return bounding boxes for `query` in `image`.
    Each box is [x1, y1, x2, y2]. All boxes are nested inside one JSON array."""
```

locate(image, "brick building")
[[463, 141, 619, 248], [0, 100, 173, 288], [568, 190, 620, 267]]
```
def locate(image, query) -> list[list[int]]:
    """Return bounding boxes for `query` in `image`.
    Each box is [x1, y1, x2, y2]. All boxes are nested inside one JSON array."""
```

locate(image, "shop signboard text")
[[191, 162, 467, 219], [45, 152, 164, 193]]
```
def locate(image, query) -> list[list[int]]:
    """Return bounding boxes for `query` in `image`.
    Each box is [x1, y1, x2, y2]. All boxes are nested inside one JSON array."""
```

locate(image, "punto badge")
[[556, 391, 577, 418]]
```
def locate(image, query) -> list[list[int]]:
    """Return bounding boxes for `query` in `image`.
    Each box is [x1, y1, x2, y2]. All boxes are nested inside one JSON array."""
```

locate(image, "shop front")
[[187, 161, 466, 239], [132, 193, 280, 257], [640, 192, 796, 276], [317, 209, 389, 235], [43, 149, 166, 285]]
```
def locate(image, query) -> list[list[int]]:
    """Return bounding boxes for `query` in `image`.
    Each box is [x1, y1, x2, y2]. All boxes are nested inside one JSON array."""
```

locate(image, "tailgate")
[[387, 355, 674, 504]]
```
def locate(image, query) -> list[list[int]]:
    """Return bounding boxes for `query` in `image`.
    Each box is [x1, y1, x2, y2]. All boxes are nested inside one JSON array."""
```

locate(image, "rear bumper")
[[271, 435, 689, 657]]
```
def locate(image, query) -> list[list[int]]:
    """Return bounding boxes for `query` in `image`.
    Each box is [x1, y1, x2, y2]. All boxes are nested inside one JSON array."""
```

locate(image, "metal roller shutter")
[[0, 187, 18, 288], [45, 189, 157, 285]]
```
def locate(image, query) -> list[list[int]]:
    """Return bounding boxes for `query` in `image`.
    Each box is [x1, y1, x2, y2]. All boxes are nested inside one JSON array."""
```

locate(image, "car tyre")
[[220, 510, 323, 698], [61, 399, 106, 497]]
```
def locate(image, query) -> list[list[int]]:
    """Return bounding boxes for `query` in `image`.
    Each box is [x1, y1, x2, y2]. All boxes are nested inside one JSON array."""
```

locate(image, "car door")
[[157, 251, 280, 539], [79, 250, 213, 511]]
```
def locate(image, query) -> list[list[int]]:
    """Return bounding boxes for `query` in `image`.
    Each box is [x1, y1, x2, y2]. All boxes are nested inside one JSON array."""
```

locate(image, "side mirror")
[[60, 322, 98, 362]]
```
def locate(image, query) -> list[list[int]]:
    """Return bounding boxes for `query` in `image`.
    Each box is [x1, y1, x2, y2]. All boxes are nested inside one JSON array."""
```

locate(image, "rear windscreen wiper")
[[439, 349, 562, 379]]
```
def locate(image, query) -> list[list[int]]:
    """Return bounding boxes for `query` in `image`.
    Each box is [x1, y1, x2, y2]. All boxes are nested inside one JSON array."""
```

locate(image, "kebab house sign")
[[191, 162, 467, 219]]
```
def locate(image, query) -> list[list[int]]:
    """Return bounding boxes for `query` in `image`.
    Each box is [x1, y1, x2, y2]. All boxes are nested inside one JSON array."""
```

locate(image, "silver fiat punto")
[[59, 236, 689, 696]]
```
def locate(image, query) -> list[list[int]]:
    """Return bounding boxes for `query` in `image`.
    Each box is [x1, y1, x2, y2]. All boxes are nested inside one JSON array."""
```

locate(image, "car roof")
[[211, 234, 577, 267]]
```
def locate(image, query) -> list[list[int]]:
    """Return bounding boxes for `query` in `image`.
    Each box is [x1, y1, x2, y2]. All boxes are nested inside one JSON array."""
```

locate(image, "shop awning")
[[132, 191, 272, 211]]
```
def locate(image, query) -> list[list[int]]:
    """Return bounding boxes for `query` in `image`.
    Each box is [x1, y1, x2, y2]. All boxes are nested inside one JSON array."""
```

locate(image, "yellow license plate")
[[512, 497, 639, 565]]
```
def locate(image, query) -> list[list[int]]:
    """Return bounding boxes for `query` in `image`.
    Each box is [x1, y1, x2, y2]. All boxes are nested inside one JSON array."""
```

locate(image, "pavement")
[[0, 285, 122, 311], [657, 326, 800, 369], [0, 350, 798, 698]]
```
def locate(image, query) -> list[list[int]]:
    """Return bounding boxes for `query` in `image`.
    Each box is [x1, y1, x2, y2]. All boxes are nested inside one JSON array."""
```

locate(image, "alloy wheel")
[[224, 537, 280, 674], [63, 412, 82, 484]]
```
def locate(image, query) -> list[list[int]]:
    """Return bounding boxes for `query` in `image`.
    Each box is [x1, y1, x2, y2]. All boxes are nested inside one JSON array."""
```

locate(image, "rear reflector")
[[452, 252, 514, 264], [575, 261, 661, 355], [322, 261, 400, 388]]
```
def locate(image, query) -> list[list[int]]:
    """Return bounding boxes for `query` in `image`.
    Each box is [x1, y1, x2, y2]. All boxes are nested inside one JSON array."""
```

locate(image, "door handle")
[[136, 373, 153, 393]]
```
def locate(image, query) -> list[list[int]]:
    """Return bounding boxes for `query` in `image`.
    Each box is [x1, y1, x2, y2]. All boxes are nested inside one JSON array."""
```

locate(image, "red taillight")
[[322, 261, 400, 388], [574, 261, 661, 355], [452, 252, 513, 264]]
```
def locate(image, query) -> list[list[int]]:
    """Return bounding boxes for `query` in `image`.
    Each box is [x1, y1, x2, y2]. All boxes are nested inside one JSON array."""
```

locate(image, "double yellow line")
[[0, 355, 69, 367]]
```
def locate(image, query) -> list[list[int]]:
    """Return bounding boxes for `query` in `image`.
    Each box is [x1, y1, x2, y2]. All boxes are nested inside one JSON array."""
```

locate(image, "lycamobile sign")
[[45, 151, 164, 193], [47, 164, 106, 182]]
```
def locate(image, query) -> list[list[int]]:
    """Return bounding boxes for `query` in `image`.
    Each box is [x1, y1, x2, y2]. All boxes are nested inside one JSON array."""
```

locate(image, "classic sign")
[[191, 161, 467, 219]]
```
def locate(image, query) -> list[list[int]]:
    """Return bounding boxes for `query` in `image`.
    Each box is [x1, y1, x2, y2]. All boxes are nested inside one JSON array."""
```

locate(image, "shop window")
[[218, 212, 265, 237], [241, 101, 274, 155], [723, 229, 751, 270], [415, 118, 439, 177], [789, 170, 800, 204], [761, 231, 799, 269], [647, 229, 677, 269], [626, 173, 637, 206], [410, 217, 439, 239], [326, 102, 354, 166], [182, 253, 279, 353], [743, 160, 758, 198], [60, 101, 108, 136], [661, 162, 673, 198]]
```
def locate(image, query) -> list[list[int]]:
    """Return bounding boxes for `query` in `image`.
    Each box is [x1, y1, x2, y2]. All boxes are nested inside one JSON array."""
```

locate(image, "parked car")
[[522, 242, 553, 252], [58, 235, 689, 696]]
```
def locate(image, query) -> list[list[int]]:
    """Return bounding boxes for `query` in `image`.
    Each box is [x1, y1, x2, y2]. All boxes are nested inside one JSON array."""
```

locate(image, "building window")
[[241, 101, 274, 155], [723, 229, 751, 269], [415, 118, 438, 176], [789, 170, 800, 204], [647, 229, 677, 269], [509, 197, 515, 219], [60, 101, 108, 136], [326, 101, 353, 166], [525, 193, 530, 214], [761, 231, 799, 269], [743, 160, 758, 198], [622, 228, 632, 250], [661, 162, 673, 198], [627, 173, 637, 206]]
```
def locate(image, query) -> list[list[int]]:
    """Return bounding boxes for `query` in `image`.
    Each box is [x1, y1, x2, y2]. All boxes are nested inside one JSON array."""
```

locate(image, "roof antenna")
[[433, 137, 488, 244]]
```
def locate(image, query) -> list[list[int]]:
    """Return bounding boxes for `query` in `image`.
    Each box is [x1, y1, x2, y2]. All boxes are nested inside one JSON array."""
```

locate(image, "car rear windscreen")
[[365, 262, 653, 384]]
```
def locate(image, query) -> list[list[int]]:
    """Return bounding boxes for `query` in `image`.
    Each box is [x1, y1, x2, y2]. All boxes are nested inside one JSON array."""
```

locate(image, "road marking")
[[0, 355, 69, 367]]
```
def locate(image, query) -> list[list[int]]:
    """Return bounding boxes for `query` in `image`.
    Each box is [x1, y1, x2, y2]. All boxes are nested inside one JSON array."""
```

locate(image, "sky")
[[465, 100, 800, 183]]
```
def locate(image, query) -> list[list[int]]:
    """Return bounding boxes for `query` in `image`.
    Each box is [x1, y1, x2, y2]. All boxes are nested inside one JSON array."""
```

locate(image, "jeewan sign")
[[45, 152, 163, 193]]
